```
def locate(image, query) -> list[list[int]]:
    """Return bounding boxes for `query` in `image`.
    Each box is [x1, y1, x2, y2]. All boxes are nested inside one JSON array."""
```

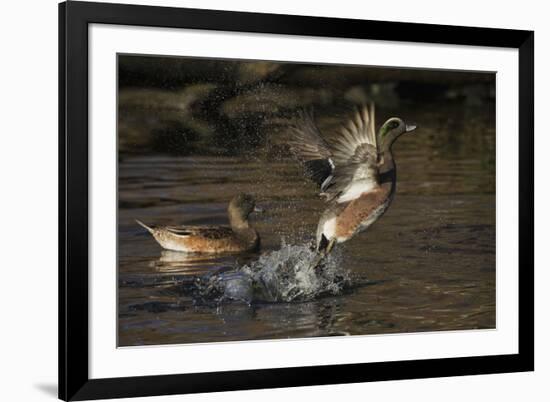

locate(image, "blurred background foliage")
[[118, 55, 495, 160]]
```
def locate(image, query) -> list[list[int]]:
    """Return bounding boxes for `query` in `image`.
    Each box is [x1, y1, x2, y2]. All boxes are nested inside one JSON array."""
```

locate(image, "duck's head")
[[228, 193, 262, 228], [378, 117, 417, 151]]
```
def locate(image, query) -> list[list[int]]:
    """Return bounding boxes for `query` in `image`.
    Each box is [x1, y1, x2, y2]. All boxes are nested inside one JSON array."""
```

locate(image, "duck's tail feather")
[[135, 219, 155, 234]]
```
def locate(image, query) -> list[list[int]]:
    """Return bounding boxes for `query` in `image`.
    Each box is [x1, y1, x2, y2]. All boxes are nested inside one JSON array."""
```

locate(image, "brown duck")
[[289, 104, 417, 259], [136, 193, 262, 253]]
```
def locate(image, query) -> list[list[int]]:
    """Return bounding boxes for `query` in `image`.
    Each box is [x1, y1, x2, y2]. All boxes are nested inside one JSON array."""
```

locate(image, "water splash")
[[195, 242, 350, 304]]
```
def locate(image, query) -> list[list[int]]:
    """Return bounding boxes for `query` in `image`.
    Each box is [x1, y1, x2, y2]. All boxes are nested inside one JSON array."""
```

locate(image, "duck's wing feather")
[[288, 109, 332, 161], [163, 225, 234, 240], [322, 105, 380, 202], [288, 110, 335, 187], [326, 104, 378, 165], [288, 105, 380, 202]]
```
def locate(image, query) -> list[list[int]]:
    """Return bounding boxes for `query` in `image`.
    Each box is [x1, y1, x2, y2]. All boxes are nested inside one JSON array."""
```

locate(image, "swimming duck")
[[136, 193, 262, 253], [289, 104, 416, 260]]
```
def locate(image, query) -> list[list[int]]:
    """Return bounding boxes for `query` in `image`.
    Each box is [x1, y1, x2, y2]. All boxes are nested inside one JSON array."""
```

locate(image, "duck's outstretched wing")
[[322, 104, 381, 202], [288, 105, 381, 203], [288, 110, 335, 187]]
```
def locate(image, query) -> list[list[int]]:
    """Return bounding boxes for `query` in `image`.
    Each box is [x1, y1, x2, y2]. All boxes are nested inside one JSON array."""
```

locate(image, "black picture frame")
[[59, 1, 534, 400]]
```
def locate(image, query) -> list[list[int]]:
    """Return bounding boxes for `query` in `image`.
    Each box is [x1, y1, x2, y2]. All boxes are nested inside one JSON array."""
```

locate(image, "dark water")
[[118, 103, 495, 347]]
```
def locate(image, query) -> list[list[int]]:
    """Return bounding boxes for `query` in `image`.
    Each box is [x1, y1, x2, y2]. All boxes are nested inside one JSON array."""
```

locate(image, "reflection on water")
[[155, 250, 230, 273], [118, 102, 495, 347]]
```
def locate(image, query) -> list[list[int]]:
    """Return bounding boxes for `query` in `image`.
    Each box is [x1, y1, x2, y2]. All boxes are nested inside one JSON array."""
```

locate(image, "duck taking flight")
[[289, 104, 417, 260], [136, 193, 262, 254]]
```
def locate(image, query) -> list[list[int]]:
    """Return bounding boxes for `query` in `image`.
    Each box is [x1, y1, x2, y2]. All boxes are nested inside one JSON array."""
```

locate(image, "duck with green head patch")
[[288, 104, 417, 264]]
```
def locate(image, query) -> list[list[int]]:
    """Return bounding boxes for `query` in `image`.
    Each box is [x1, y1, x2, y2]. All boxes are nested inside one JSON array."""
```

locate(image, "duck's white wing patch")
[[320, 152, 379, 202]]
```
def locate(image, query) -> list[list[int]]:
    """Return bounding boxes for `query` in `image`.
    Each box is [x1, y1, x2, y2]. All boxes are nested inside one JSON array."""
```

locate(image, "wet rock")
[[119, 84, 215, 111], [236, 62, 282, 85], [118, 84, 217, 153]]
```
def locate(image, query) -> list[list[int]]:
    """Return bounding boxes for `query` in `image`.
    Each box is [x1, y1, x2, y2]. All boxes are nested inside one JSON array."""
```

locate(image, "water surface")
[[118, 103, 495, 346]]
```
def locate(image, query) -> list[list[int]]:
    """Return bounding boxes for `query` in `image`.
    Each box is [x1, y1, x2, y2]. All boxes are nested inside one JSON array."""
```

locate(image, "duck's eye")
[[390, 121, 399, 129]]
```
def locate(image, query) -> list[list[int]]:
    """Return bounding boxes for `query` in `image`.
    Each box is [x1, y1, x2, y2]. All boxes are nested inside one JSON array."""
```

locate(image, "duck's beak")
[[253, 205, 264, 214], [405, 123, 417, 132]]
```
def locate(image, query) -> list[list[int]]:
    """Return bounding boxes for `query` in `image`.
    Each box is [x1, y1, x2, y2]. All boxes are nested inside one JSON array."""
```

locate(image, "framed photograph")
[[59, 1, 534, 400]]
